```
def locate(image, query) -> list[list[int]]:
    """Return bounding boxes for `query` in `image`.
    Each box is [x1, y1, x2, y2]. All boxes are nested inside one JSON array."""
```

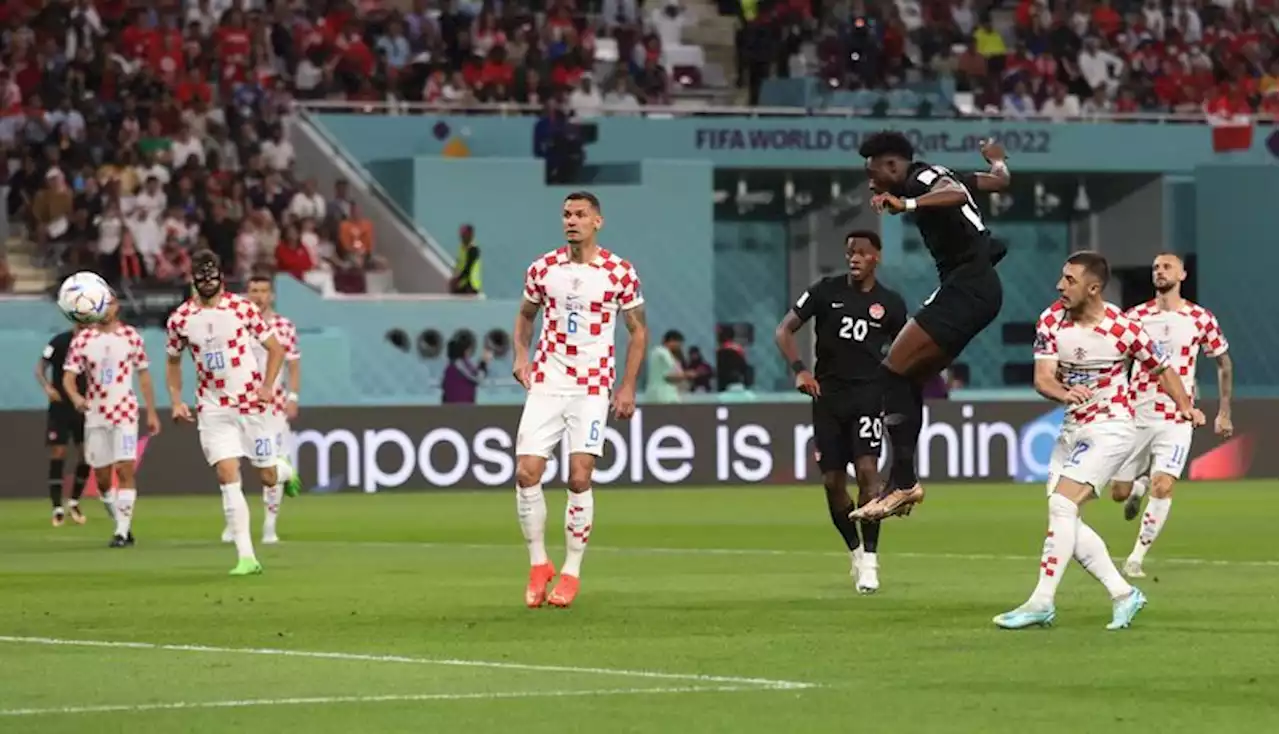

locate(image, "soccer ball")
[[57, 272, 112, 324]]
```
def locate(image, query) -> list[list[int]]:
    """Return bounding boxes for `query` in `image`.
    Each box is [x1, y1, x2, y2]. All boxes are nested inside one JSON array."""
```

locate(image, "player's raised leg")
[[850, 322, 943, 519]]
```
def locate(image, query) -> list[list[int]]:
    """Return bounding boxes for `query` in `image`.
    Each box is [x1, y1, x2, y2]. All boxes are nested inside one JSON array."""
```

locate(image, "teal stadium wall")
[[402, 156, 716, 359], [1193, 164, 1279, 390], [0, 280, 526, 409]]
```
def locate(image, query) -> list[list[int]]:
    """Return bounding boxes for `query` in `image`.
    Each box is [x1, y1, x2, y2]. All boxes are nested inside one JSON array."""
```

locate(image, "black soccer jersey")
[[792, 276, 908, 392], [897, 161, 996, 280], [42, 330, 85, 404]]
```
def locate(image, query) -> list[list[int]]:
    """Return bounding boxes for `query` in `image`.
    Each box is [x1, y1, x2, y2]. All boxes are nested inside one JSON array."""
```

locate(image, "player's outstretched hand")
[[1214, 412, 1233, 438], [1063, 385, 1092, 405], [1183, 407, 1206, 427], [512, 359, 533, 390], [612, 385, 637, 420], [980, 138, 1007, 163], [146, 409, 161, 436], [870, 193, 906, 215], [171, 403, 195, 423], [795, 371, 821, 398], [256, 383, 273, 406]]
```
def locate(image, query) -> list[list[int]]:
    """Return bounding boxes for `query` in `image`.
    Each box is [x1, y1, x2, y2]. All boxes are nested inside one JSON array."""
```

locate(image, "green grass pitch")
[[0, 482, 1275, 733]]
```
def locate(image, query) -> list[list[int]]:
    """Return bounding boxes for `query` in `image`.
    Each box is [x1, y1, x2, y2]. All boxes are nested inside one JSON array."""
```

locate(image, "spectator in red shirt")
[[275, 227, 316, 280], [120, 12, 156, 60], [1092, 0, 1123, 37]]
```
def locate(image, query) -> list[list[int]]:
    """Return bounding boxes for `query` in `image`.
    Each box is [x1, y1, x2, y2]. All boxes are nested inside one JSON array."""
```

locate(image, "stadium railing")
[[293, 99, 1265, 124]]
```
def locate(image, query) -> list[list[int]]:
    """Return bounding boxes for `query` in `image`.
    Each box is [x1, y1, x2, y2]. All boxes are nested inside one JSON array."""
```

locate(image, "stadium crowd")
[[0, 0, 390, 295], [0, 0, 1271, 295], [741, 0, 1277, 116]]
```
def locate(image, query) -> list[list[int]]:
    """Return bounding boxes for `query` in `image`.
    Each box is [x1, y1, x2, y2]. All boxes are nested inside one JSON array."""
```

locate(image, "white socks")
[[113, 488, 137, 537], [517, 484, 549, 566], [1074, 519, 1133, 600], [562, 489, 594, 578], [1131, 496, 1172, 563], [1028, 494, 1079, 609], [102, 488, 117, 519], [220, 482, 256, 560], [263, 485, 282, 537], [275, 458, 294, 485]]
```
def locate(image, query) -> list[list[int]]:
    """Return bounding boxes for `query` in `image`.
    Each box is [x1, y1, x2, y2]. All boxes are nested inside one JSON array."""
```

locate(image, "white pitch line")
[[0, 636, 815, 691], [0, 685, 760, 718], [270, 539, 1280, 569]]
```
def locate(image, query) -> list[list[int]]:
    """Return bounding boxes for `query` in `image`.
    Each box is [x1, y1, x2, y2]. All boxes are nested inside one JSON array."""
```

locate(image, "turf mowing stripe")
[[0, 636, 817, 691], [0, 685, 768, 717], [220, 539, 1280, 568]]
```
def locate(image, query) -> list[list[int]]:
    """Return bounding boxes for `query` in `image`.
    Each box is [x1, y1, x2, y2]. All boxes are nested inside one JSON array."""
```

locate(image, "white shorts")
[[1044, 420, 1137, 496], [516, 393, 610, 458], [1114, 421, 1194, 482], [198, 411, 277, 468], [265, 412, 293, 457], [84, 424, 138, 469]]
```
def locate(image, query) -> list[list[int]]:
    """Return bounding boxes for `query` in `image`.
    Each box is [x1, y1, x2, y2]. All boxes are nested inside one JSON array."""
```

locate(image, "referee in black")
[[35, 325, 96, 526], [776, 230, 907, 594]]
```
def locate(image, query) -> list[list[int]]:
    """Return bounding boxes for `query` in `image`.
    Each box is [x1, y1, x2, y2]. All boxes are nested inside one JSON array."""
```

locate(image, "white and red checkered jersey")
[[1124, 299, 1227, 423], [523, 246, 644, 396], [63, 324, 149, 429], [1033, 300, 1171, 426], [165, 293, 277, 416], [249, 312, 300, 414]]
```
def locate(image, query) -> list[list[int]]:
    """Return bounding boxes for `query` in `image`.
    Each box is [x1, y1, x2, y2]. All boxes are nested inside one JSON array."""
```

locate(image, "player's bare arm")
[[137, 367, 162, 436], [258, 334, 286, 404], [286, 356, 301, 420], [512, 298, 540, 389], [1214, 351, 1233, 438], [613, 304, 647, 420], [61, 369, 87, 413], [774, 310, 819, 398], [36, 356, 60, 402], [166, 354, 193, 422], [1033, 358, 1090, 405]]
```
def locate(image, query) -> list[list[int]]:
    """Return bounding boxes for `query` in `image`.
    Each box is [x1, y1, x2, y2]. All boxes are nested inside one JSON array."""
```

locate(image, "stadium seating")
[[751, 0, 1278, 118]]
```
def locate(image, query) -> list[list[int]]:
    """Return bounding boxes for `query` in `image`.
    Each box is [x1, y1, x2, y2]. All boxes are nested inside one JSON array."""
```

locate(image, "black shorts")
[[914, 264, 1004, 358], [46, 405, 84, 446], [812, 387, 883, 473]]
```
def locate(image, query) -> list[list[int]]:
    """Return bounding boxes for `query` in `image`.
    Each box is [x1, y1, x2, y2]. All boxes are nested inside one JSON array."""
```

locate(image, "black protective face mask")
[[192, 262, 222, 299]]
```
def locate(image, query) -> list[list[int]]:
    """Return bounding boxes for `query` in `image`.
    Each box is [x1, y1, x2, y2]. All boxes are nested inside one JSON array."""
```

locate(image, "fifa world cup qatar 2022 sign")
[[0, 401, 1269, 496]]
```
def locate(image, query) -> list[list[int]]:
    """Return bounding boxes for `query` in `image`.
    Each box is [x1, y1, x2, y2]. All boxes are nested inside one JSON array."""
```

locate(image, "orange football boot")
[[547, 574, 580, 608], [525, 562, 556, 608]]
